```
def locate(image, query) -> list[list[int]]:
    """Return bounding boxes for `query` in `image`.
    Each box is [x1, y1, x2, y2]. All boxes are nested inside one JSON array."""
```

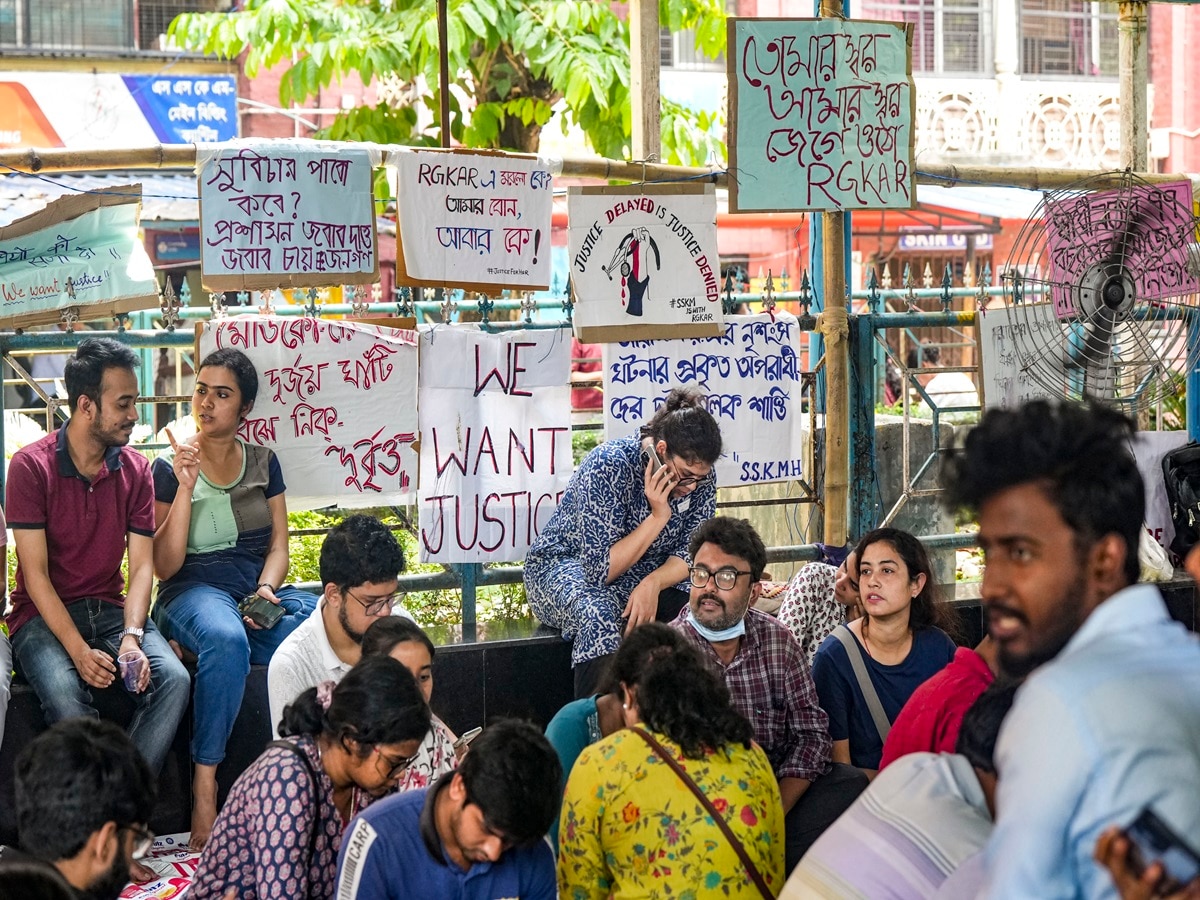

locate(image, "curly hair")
[[634, 637, 754, 758], [940, 400, 1142, 585], [639, 386, 722, 464], [688, 516, 767, 581], [319, 514, 406, 589]]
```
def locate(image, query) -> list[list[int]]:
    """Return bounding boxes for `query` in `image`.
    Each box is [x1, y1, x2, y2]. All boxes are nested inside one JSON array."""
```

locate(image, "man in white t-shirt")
[[267, 514, 414, 734]]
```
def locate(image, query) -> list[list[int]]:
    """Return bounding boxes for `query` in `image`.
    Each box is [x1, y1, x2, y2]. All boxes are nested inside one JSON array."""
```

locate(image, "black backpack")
[[1162, 441, 1200, 560]]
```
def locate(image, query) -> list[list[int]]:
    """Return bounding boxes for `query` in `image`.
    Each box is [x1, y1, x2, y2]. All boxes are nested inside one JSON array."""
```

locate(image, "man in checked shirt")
[[672, 516, 869, 873]]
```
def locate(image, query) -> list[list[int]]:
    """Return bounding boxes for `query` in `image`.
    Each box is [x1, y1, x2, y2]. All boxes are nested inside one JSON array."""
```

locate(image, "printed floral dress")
[[558, 728, 784, 899]]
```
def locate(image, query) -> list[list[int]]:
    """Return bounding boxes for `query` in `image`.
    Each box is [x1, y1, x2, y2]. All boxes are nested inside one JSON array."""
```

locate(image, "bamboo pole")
[[1, 145, 1194, 193]]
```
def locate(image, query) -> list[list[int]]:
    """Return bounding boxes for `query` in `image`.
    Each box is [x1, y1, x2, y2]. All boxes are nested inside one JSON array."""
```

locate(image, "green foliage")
[[572, 427, 602, 466], [169, 0, 728, 164]]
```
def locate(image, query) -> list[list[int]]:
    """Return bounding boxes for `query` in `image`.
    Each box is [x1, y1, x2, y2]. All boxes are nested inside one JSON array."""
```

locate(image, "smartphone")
[[642, 441, 665, 471], [239, 593, 285, 629], [453, 726, 483, 751], [1125, 807, 1200, 893]]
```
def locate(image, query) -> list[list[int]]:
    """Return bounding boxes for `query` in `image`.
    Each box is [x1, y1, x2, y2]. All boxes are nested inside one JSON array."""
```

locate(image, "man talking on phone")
[[941, 400, 1200, 898]]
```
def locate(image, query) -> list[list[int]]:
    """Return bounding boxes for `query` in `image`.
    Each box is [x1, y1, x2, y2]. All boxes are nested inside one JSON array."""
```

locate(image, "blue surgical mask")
[[686, 608, 747, 643]]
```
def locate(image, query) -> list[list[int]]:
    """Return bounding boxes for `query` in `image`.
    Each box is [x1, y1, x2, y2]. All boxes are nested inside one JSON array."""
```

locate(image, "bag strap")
[[831, 626, 892, 744], [266, 740, 322, 871], [629, 727, 773, 900]]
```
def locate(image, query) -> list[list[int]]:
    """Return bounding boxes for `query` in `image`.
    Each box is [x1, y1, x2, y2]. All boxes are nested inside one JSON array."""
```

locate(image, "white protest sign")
[[977, 304, 1061, 409], [197, 315, 418, 510], [197, 139, 380, 291], [569, 184, 724, 343], [394, 149, 553, 292], [603, 313, 805, 485], [0, 186, 158, 328], [418, 326, 571, 563]]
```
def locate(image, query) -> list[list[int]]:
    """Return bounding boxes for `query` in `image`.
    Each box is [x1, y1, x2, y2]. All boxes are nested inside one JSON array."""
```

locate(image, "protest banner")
[[0, 185, 159, 329], [603, 313, 806, 485], [418, 326, 571, 563], [1044, 179, 1200, 318], [976, 304, 1061, 409], [197, 315, 418, 509], [569, 184, 725, 342], [728, 17, 915, 212], [394, 148, 554, 292], [197, 139, 380, 291]]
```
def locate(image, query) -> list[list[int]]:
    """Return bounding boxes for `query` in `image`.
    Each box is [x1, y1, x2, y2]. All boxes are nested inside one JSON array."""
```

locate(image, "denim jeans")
[[12, 598, 191, 774], [0, 630, 11, 753], [158, 585, 316, 766]]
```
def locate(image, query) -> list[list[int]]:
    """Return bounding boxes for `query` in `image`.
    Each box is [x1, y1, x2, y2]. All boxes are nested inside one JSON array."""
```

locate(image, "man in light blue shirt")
[[942, 400, 1200, 899]]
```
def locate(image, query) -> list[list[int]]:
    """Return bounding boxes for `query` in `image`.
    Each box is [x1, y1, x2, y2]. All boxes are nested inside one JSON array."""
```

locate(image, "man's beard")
[[996, 566, 1090, 679], [82, 848, 132, 900], [339, 601, 366, 644]]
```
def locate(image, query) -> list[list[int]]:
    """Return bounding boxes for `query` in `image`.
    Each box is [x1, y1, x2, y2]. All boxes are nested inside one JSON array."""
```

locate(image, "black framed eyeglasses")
[[689, 565, 753, 590], [344, 587, 403, 616], [377, 746, 421, 779], [119, 824, 155, 859]]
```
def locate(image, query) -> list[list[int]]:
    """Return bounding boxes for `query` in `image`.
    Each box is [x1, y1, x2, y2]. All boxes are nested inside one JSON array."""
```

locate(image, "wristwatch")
[[257, 582, 276, 594], [120, 627, 144, 646]]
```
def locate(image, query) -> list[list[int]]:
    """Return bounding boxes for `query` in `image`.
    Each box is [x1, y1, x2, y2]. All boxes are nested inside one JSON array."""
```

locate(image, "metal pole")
[[629, 0, 662, 160], [1119, 1, 1149, 171], [437, 0, 451, 148]]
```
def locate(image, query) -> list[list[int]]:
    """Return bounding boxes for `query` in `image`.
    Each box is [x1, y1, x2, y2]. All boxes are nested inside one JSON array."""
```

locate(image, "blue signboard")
[[121, 75, 238, 144]]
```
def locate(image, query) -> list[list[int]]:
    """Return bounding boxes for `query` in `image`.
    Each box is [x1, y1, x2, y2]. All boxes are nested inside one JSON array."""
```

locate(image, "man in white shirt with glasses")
[[268, 514, 414, 735]]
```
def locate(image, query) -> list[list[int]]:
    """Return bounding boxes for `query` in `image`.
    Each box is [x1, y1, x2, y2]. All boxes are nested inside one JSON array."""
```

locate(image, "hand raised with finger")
[[166, 427, 200, 492]]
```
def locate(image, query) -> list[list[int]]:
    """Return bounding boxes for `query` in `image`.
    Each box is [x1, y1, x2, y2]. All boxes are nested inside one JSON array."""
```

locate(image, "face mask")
[[686, 609, 746, 643]]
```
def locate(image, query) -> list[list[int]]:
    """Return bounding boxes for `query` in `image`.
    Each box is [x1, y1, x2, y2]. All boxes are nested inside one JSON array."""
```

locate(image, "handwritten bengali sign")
[[603, 313, 805, 485], [569, 184, 725, 343], [727, 17, 915, 212], [418, 326, 571, 563], [0, 186, 158, 329], [198, 315, 418, 510], [1045, 180, 1200, 319], [977, 304, 1061, 409], [197, 140, 380, 291], [394, 149, 553, 292]]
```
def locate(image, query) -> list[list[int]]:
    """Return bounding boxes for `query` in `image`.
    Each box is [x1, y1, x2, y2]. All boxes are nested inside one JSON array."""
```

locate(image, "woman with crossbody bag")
[[189, 656, 430, 899], [558, 623, 784, 898]]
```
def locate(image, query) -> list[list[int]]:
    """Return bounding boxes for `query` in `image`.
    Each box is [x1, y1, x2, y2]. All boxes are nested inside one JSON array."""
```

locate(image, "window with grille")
[[1021, 0, 1118, 77], [0, 1, 223, 52], [859, 0, 992, 75], [660, 28, 725, 72]]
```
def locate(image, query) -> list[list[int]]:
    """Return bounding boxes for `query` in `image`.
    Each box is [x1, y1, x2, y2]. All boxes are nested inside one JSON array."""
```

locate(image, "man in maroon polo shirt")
[[6, 338, 189, 777]]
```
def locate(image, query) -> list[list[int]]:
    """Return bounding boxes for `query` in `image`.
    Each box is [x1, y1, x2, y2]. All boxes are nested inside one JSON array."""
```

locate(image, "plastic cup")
[[118, 651, 145, 692]]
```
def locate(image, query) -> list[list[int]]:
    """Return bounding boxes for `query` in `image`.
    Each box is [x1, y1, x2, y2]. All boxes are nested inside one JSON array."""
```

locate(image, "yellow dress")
[[557, 727, 785, 899]]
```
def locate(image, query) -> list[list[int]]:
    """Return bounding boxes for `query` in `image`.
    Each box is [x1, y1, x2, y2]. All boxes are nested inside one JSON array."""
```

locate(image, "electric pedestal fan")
[[999, 171, 1200, 412]]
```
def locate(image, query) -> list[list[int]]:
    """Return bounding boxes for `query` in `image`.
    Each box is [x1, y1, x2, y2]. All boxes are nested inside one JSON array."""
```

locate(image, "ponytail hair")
[[279, 656, 431, 754]]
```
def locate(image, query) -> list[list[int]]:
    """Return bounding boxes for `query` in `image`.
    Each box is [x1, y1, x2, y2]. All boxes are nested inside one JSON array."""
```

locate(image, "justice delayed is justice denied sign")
[[568, 184, 725, 343]]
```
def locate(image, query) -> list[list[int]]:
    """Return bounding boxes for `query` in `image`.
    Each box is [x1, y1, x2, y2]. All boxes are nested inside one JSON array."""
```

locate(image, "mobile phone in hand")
[[1125, 807, 1200, 893], [239, 593, 285, 629], [453, 726, 483, 751], [642, 441, 665, 471]]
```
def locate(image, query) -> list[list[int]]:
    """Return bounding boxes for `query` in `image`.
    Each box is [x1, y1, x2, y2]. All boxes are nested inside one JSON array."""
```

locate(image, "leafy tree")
[[170, 0, 727, 165]]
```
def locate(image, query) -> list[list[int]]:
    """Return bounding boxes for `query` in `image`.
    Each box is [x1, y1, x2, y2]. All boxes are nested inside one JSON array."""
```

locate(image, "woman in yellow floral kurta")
[[558, 623, 784, 899]]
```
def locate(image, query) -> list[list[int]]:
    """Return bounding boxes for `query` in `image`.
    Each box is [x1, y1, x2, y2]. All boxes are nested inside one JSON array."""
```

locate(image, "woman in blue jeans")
[[152, 347, 316, 849]]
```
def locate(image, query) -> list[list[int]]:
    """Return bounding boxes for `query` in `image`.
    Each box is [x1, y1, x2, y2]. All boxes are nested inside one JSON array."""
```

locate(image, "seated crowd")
[[0, 344, 1197, 899]]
